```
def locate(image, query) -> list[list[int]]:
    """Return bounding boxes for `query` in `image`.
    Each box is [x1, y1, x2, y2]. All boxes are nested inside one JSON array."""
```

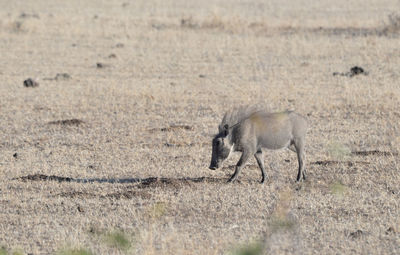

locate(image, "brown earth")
[[0, 0, 400, 254]]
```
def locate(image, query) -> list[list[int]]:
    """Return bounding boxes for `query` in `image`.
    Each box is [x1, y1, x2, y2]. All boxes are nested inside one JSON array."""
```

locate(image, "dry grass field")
[[1, 0, 400, 254]]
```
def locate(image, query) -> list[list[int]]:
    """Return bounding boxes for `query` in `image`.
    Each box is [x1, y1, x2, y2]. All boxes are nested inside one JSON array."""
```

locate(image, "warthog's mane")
[[218, 105, 267, 132]]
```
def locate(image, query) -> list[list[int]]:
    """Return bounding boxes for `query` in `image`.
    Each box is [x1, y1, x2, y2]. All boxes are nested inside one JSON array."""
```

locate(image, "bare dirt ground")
[[1, 0, 400, 254]]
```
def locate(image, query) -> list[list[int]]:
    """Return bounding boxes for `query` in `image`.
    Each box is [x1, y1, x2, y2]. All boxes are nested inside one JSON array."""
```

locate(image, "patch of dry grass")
[[1, 0, 400, 254]]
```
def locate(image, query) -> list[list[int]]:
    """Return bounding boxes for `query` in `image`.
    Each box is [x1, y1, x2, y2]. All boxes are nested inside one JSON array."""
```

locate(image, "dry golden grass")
[[1, 0, 400, 254]]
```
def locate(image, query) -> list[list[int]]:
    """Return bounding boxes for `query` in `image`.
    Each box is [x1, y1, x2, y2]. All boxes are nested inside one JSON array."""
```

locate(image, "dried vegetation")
[[0, 0, 400, 254]]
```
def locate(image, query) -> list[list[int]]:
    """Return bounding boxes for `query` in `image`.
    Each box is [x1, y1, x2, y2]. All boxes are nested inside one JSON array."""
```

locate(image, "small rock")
[[386, 227, 396, 234], [349, 230, 364, 239], [19, 12, 28, 18], [115, 43, 124, 48], [333, 66, 368, 77], [181, 17, 197, 28], [54, 73, 71, 81], [12, 21, 23, 32], [43, 73, 71, 81], [77, 205, 84, 212], [152, 23, 166, 30], [13, 153, 18, 158], [96, 62, 108, 68], [349, 66, 365, 77], [108, 53, 117, 58], [199, 74, 206, 78], [48, 119, 84, 126], [23, 78, 39, 87], [19, 12, 39, 19]]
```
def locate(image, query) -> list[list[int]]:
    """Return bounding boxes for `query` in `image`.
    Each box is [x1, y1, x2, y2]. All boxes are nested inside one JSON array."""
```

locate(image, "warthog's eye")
[[215, 140, 220, 146]]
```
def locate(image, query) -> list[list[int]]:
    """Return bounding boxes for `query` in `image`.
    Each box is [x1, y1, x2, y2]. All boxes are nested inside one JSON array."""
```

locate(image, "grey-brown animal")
[[209, 106, 308, 183]]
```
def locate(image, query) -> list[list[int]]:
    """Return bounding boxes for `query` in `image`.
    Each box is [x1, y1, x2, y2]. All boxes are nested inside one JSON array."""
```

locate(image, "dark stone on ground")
[[54, 73, 71, 80], [48, 119, 84, 126], [332, 66, 368, 77], [349, 230, 364, 239], [23, 78, 39, 87], [349, 66, 365, 77]]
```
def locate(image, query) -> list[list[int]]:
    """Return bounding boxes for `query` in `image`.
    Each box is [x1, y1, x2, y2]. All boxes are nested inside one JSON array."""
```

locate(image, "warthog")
[[209, 107, 308, 183]]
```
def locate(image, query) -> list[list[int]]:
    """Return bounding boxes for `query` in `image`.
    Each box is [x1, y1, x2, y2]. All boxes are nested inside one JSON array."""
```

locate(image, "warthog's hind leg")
[[293, 138, 306, 182], [254, 149, 266, 183]]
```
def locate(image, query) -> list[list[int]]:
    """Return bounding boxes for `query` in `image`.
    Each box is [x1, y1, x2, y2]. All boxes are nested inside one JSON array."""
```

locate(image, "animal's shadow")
[[12, 174, 237, 200], [13, 173, 228, 185], [12, 171, 265, 188]]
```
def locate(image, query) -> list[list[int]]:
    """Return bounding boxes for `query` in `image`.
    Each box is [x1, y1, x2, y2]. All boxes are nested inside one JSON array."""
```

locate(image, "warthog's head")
[[209, 124, 233, 170]]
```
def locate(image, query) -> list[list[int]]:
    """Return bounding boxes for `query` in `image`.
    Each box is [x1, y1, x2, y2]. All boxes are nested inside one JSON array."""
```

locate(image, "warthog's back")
[[233, 111, 307, 150]]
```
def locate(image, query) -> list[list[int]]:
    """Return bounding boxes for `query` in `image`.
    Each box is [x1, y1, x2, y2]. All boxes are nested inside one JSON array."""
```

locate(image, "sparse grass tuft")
[[230, 241, 264, 255], [269, 189, 297, 232], [149, 201, 167, 219], [0, 247, 25, 255], [0, 247, 7, 255], [57, 248, 93, 255], [104, 230, 132, 251], [327, 141, 351, 161], [88, 227, 134, 253], [330, 182, 348, 196], [201, 14, 225, 29], [269, 216, 297, 232], [382, 12, 400, 35]]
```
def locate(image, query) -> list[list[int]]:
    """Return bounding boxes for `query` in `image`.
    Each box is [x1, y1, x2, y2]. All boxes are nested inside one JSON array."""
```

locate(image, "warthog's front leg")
[[254, 149, 266, 183], [228, 149, 252, 183]]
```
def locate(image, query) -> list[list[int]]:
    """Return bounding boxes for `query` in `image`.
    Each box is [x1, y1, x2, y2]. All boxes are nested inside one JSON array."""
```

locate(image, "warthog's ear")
[[222, 124, 229, 137]]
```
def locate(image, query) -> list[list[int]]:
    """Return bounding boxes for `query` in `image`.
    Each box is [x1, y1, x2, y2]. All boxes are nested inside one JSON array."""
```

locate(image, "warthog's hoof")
[[227, 177, 237, 183], [296, 177, 306, 182], [296, 173, 306, 182]]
